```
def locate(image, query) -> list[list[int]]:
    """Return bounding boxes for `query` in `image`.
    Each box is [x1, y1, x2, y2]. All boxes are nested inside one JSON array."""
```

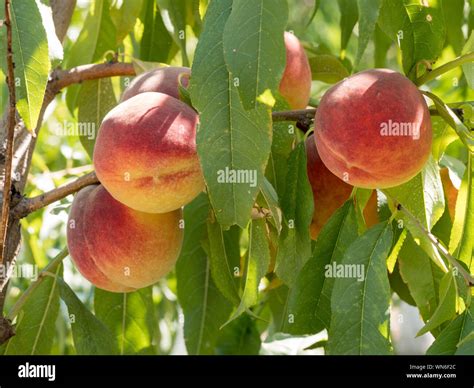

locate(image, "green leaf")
[[327, 223, 393, 355], [337, 0, 358, 52], [308, 54, 349, 84], [356, 0, 382, 67], [189, 0, 273, 229], [0, 0, 50, 131], [265, 106, 295, 199], [402, 4, 446, 78], [431, 117, 458, 162], [378, 0, 446, 78], [326, 223, 392, 355], [275, 142, 313, 286], [65, 0, 117, 113], [398, 234, 444, 324], [306, 0, 320, 27], [156, 0, 189, 66], [216, 314, 261, 355], [3, 265, 61, 355], [228, 218, 270, 322], [425, 91, 474, 153], [206, 217, 241, 306], [94, 287, 156, 355], [386, 157, 447, 271], [57, 278, 117, 355], [223, 0, 288, 109], [283, 200, 358, 335], [442, 0, 465, 55], [417, 271, 457, 336], [110, 0, 143, 44], [77, 78, 117, 158], [462, 32, 474, 89], [450, 154, 474, 272], [258, 178, 282, 232], [176, 194, 232, 355], [139, 0, 175, 62], [455, 332, 474, 355], [427, 305, 474, 355], [374, 24, 392, 68]]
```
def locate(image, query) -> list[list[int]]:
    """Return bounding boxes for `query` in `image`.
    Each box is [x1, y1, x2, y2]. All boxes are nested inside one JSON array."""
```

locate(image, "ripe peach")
[[306, 135, 378, 239], [121, 66, 191, 102], [279, 32, 312, 109], [67, 185, 183, 292], [314, 69, 432, 189], [93, 92, 204, 213]]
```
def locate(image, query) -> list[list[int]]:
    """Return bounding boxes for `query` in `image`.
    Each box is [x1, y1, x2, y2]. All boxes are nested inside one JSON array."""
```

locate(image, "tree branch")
[[12, 172, 98, 219], [0, 0, 16, 273], [49, 62, 136, 94]]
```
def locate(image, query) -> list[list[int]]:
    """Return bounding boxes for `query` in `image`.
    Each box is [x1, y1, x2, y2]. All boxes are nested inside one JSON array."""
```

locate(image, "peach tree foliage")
[[0, 0, 472, 356]]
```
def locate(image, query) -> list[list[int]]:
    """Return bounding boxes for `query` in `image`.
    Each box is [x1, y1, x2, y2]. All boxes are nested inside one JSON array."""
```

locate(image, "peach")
[[314, 69, 432, 189], [121, 66, 191, 102], [93, 92, 204, 213], [306, 135, 378, 239], [279, 32, 312, 109], [67, 185, 183, 292]]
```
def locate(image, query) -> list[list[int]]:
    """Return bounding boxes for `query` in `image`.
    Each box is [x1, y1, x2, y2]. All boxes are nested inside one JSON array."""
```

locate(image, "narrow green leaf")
[[65, 0, 117, 113], [0, 0, 50, 131], [216, 314, 261, 355], [190, 0, 273, 229], [110, 0, 143, 43], [284, 200, 358, 335], [156, 0, 189, 66], [427, 304, 474, 355], [442, 0, 465, 55], [308, 54, 349, 84], [139, 0, 175, 62], [275, 142, 313, 286], [452, 154, 474, 272], [455, 332, 474, 355], [77, 78, 117, 158], [386, 157, 447, 271], [228, 218, 270, 322], [337, 0, 358, 52], [417, 271, 457, 336], [356, 0, 382, 67], [176, 194, 232, 355], [265, 107, 295, 200], [3, 265, 61, 355], [462, 32, 474, 89], [57, 279, 117, 355], [94, 287, 156, 355], [399, 234, 444, 324], [206, 217, 241, 306], [378, 0, 446, 78], [223, 0, 288, 109], [327, 223, 393, 355], [374, 25, 392, 68]]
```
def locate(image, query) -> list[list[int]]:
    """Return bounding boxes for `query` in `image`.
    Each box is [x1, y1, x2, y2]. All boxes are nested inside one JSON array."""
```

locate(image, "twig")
[[49, 62, 135, 93], [396, 203, 474, 287], [12, 172, 98, 219], [0, 0, 16, 276], [416, 52, 474, 86]]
